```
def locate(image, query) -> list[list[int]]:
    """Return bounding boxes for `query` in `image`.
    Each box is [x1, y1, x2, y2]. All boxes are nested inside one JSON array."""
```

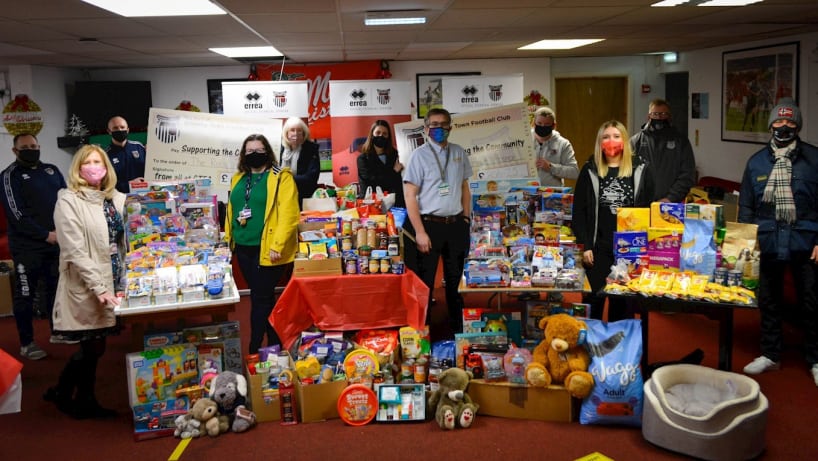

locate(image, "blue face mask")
[[428, 127, 450, 144]]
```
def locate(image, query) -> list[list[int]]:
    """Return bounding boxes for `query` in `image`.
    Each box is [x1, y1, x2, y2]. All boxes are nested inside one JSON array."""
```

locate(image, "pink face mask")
[[80, 164, 107, 186]]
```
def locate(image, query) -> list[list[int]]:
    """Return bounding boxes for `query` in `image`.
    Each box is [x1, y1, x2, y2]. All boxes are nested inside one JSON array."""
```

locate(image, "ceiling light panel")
[[81, 0, 226, 17]]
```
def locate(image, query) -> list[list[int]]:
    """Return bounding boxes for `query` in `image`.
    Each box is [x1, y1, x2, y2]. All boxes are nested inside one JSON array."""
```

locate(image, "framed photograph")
[[722, 42, 799, 144], [416, 72, 480, 119], [207, 78, 246, 114]]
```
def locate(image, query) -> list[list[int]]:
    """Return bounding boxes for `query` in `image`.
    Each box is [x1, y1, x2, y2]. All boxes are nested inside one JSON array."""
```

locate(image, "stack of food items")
[[606, 201, 758, 304]]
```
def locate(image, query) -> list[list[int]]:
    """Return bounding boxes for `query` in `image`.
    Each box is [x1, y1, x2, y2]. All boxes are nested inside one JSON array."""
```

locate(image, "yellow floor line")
[[168, 438, 191, 461]]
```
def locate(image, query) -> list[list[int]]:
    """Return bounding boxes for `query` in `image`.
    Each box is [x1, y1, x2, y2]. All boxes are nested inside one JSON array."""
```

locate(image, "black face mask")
[[534, 125, 553, 138], [772, 125, 797, 144], [372, 136, 389, 149], [111, 130, 128, 143], [245, 152, 268, 169], [16, 149, 40, 166], [648, 119, 669, 131]]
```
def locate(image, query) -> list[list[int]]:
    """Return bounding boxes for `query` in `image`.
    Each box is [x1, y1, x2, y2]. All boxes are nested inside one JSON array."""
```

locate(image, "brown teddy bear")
[[193, 397, 229, 437], [427, 367, 478, 430], [525, 313, 595, 399]]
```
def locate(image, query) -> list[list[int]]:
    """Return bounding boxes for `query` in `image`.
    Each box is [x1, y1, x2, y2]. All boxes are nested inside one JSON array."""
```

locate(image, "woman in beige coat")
[[44, 144, 125, 419]]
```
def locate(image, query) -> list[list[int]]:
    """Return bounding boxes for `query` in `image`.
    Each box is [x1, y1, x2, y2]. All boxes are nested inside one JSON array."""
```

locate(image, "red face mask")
[[601, 139, 624, 157]]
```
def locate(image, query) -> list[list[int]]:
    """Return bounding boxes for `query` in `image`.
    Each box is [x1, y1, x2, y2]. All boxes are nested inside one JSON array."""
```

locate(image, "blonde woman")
[[45, 144, 125, 419], [572, 121, 654, 321]]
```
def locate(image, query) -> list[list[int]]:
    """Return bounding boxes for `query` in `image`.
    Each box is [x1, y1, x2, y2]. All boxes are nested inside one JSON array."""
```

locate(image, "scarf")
[[281, 147, 300, 170], [762, 142, 796, 223]]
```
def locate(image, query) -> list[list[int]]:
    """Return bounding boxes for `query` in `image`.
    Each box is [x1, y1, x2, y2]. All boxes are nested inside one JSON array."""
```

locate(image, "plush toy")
[[209, 371, 257, 433], [525, 313, 595, 399], [427, 367, 478, 430], [173, 413, 201, 439], [192, 397, 229, 437]]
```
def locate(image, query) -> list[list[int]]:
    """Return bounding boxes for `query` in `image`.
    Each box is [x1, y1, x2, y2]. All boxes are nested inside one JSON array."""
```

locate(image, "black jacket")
[[281, 140, 320, 204], [356, 151, 405, 208], [572, 156, 655, 251], [631, 124, 696, 203], [0, 161, 66, 254]]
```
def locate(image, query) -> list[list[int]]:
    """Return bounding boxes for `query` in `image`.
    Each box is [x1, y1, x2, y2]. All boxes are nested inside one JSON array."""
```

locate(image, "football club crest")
[[489, 84, 503, 102], [377, 89, 391, 105], [274, 91, 287, 108], [154, 114, 181, 144]]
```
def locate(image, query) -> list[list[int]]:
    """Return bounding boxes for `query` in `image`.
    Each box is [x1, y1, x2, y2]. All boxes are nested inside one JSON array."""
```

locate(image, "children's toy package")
[[126, 344, 199, 408]]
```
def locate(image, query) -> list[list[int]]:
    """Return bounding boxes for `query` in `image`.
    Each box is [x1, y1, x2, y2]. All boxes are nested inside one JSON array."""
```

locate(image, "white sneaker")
[[811, 365, 818, 387], [743, 356, 780, 375]]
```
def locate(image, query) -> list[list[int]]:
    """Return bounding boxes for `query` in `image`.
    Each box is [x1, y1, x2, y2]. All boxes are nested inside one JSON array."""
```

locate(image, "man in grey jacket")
[[531, 107, 579, 187]]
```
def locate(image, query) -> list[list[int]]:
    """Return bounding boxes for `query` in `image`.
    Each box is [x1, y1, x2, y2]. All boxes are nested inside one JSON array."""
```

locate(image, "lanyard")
[[429, 143, 450, 183], [243, 171, 267, 208]]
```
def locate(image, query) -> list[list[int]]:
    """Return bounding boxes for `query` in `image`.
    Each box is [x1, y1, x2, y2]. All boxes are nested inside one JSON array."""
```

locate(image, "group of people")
[[5, 95, 817, 424]]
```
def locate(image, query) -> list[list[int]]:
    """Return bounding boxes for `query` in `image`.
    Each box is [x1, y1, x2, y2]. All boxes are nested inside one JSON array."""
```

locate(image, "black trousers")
[[11, 248, 59, 346], [413, 218, 470, 333], [757, 253, 818, 365], [234, 244, 290, 354], [582, 243, 627, 322]]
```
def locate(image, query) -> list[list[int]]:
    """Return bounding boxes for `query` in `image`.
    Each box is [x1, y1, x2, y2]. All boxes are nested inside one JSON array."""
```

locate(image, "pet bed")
[[642, 364, 768, 461]]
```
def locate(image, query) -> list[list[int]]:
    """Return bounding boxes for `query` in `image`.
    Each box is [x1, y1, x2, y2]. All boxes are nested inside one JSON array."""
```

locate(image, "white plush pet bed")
[[642, 364, 768, 461]]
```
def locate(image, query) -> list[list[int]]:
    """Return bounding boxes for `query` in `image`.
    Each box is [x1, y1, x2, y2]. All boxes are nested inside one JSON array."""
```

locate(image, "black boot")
[[44, 359, 80, 416], [73, 356, 116, 419]]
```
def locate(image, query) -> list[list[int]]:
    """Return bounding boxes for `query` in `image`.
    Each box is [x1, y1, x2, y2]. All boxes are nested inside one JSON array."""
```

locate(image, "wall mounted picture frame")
[[721, 42, 799, 144], [416, 72, 480, 119]]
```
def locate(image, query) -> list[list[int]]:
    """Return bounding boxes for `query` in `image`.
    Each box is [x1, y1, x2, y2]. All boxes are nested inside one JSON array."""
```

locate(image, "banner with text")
[[329, 80, 412, 187], [145, 108, 282, 201], [221, 81, 309, 119], [442, 74, 524, 114], [394, 103, 536, 181]]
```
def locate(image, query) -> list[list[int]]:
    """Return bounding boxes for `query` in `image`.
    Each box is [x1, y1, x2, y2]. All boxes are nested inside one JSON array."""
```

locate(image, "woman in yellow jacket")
[[225, 134, 300, 354]]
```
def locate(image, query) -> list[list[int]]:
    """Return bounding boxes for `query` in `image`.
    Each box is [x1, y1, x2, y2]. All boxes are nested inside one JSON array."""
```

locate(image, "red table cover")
[[270, 272, 429, 350], [0, 348, 23, 396]]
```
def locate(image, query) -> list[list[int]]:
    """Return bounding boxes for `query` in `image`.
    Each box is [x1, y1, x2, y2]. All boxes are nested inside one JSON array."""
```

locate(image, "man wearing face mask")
[[403, 108, 472, 339], [739, 99, 818, 387], [630, 99, 696, 203], [531, 107, 578, 187], [0, 133, 68, 360], [105, 115, 146, 193]]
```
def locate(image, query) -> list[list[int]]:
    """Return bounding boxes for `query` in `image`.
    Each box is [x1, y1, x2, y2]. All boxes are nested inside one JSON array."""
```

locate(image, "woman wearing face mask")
[[45, 144, 125, 419], [226, 134, 300, 354], [356, 119, 405, 208], [572, 121, 654, 321], [532, 107, 579, 187], [279, 117, 320, 205]]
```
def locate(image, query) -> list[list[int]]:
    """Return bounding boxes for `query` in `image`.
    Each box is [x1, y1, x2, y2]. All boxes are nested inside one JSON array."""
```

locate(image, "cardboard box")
[[0, 260, 13, 317], [467, 380, 575, 422], [712, 192, 739, 223], [295, 378, 348, 423], [246, 366, 281, 423], [650, 202, 685, 229], [293, 258, 342, 278]]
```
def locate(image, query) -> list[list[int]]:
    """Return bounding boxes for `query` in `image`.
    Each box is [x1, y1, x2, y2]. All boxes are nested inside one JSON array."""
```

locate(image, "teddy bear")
[[173, 413, 201, 439], [173, 397, 228, 439], [192, 397, 229, 437], [209, 371, 257, 433], [427, 367, 478, 430], [525, 313, 595, 399]]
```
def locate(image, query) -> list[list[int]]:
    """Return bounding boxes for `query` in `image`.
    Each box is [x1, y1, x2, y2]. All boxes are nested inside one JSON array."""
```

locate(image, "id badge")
[[438, 183, 450, 197], [239, 208, 253, 220]]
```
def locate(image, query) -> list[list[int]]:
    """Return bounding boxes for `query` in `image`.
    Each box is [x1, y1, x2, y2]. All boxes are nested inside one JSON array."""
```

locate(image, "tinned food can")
[[380, 258, 391, 274], [714, 267, 728, 285], [391, 260, 405, 275], [358, 256, 369, 274], [727, 269, 742, 287], [345, 257, 358, 274], [369, 258, 380, 274]]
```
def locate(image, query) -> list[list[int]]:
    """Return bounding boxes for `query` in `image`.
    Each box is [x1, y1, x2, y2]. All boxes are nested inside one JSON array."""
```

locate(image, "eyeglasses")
[[428, 123, 451, 129], [649, 111, 671, 119], [246, 150, 267, 155]]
